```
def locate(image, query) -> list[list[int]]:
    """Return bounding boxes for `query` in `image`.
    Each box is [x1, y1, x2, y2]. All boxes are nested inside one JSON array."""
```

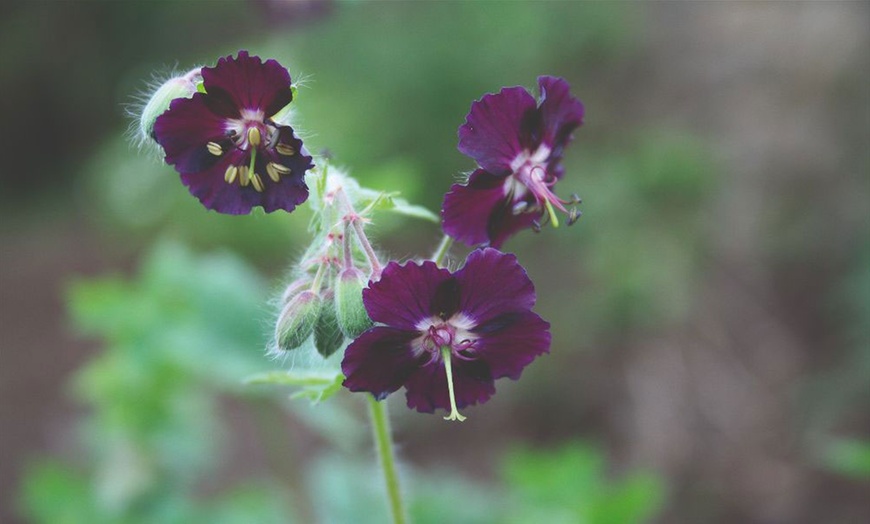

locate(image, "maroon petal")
[[179, 126, 311, 214], [473, 311, 550, 380], [153, 94, 228, 174], [201, 51, 294, 117], [258, 126, 313, 213], [484, 193, 542, 249], [179, 149, 259, 214], [458, 86, 537, 174], [442, 169, 504, 246], [454, 248, 536, 325], [403, 358, 495, 413], [364, 260, 454, 330], [341, 327, 422, 400], [537, 76, 584, 152]]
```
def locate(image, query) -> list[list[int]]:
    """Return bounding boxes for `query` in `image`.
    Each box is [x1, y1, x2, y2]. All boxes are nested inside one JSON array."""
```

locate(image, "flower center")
[[507, 145, 580, 228], [416, 316, 478, 422], [417, 316, 477, 358], [206, 111, 298, 192]]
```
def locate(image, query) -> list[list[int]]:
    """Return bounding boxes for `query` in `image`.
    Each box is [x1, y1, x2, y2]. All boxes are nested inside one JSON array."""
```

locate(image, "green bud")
[[314, 291, 344, 358], [280, 276, 313, 305], [335, 267, 373, 339], [139, 69, 201, 143], [275, 290, 322, 351]]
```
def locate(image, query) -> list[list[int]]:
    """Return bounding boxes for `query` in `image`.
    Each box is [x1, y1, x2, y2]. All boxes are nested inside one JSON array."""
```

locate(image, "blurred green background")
[[1, 1, 868, 523]]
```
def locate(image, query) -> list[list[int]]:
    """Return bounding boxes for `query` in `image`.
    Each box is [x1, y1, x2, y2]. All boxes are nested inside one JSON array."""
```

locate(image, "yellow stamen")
[[440, 347, 466, 422], [276, 143, 295, 156], [239, 165, 250, 186], [251, 173, 264, 193], [271, 162, 291, 174], [224, 165, 238, 184], [266, 163, 279, 182], [247, 127, 261, 147], [206, 142, 223, 156], [544, 199, 560, 228]]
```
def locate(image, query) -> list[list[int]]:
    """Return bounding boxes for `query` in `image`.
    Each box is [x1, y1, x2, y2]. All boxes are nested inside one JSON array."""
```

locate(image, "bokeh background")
[[1, 1, 868, 523]]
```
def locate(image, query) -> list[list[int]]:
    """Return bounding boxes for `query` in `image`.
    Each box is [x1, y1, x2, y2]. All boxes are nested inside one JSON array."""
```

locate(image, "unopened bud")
[[314, 291, 344, 358], [335, 267, 373, 339], [280, 276, 313, 305], [139, 69, 201, 143], [275, 290, 322, 351]]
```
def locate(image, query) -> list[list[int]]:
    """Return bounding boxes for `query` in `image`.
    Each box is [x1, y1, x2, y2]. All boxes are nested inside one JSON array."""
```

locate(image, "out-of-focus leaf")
[[246, 370, 344, 404], [502, 442, 665, 524], [824, 438, 870, 479], [19, 462, 102, 524]]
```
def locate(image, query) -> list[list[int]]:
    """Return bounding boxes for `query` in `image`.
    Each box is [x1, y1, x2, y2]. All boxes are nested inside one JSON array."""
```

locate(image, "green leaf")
[[824, 438, 870, 479], [378, 195, 439, 223], [19, 461, 102, 524], [502, 442, 666, 524], [245, 370, 344, 403]]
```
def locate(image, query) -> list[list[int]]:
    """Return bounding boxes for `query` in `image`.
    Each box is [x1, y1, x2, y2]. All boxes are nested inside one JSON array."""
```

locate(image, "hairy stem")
[[336, 188, 382, 276], [367, 396, 406, 524], [431, 234, 454, 267]]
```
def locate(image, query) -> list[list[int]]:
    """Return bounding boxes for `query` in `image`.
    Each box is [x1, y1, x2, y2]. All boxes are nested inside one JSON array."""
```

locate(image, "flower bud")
[[280, 276, 313, 305], [314, 291, 344, 358], [275, 290, 322, 351], [335, 267, 373, 339], [139, 69, 201, 143]]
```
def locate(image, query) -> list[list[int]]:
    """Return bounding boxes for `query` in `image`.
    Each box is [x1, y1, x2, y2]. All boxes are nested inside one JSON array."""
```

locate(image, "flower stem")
[[431, 234, 454, 267], [336, 188, 382, 277], [367, 396, 406, 524]]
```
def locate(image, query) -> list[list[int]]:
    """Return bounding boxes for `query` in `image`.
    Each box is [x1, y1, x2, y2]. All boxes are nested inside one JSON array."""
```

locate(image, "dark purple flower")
[[341, 248, 550, 420], [442, 76, 584, 248], [153, 51, 313, 214]]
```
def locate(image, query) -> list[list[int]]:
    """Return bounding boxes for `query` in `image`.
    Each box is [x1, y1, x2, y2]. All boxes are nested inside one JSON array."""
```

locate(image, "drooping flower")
[[152, 51, 313, 214], [341, 248, 550, 420], [442, 76, 584, 248]]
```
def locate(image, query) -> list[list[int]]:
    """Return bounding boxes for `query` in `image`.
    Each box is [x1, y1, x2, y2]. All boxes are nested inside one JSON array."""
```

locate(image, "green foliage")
[[20, 242, 298, 523], [245, 368, 343, 403], [824, 439, 870, 479], [501, 443, 665, 524]]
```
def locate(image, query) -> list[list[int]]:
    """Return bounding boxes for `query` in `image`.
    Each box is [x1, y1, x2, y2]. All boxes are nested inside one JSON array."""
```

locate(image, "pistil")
[[544, 199, 559, 228], [440, 346, 466, 422]]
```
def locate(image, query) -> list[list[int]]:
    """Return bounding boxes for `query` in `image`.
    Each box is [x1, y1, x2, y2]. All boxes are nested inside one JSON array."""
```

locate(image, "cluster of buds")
[[273, 169, 376, 357]]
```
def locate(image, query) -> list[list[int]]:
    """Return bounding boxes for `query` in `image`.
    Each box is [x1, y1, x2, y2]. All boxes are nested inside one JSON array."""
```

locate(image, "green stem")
[[431, 234, 454, 267], [367, 396, 406, 524], [336, 188, 382, 276]]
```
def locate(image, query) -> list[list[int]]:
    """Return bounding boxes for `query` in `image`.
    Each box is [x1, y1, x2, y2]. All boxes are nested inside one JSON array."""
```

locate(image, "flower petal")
[[472, 311, 550, 380], [179, 127, 311, 214], [441, 169, 506, 246], [537, 76, 584, 154], [458, 86, 537, 174], [454, 248, 536, 325], [153, 94, 228, 174], [258, 126, 313, 212], [485, 194, 542, 249], [363, 260, 455, 330], [403, 358, 495, 413], [442, 169, 540, 248], [341, 327, 422, 400], [201, 51, 294, 117]]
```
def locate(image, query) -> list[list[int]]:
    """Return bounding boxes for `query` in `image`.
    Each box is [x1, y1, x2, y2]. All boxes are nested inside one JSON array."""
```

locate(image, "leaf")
[[245, 370, 344, 404], [824, 438, 870, 479], [385, 196, 439, 223]]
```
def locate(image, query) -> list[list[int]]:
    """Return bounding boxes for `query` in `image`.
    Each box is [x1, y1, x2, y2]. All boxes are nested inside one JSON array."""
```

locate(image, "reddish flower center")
[[416, 316, 477, 362], [415, 315, 478, 422], [508, 145, 579, 227]]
